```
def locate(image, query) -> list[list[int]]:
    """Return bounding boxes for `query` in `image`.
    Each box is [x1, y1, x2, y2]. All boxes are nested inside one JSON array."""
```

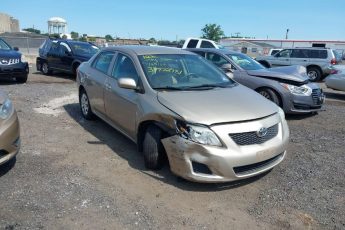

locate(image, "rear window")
[[187, 39, 198, 48], [200, 41, 215, 48], [307, 49, 327, 59]]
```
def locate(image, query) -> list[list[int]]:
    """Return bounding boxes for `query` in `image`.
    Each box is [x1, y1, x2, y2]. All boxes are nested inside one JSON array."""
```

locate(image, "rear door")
[[271, 49, 292, 66], [58, 42, 74, 72], [85, 51, 115, 115], [104, 53, 140, 139], [46, 42, 60, 69]]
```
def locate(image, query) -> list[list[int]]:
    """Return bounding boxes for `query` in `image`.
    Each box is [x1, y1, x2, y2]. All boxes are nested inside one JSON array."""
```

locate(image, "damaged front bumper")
[[161, 113, 289, 183]]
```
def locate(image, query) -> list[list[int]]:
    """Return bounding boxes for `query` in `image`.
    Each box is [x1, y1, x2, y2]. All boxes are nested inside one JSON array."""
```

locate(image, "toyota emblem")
[[257, 127, 268, 137]]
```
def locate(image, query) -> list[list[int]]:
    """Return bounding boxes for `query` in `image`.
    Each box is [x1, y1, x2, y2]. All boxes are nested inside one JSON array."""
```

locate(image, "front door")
[[271, 49, 292, 66], [104, 53, 139, 140]]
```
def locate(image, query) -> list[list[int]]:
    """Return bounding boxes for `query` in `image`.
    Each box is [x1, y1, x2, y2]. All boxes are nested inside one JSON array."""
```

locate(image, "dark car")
[[187, 48, 325, 114], [36, 39, 99, 76], [0, 37, 29, 83]]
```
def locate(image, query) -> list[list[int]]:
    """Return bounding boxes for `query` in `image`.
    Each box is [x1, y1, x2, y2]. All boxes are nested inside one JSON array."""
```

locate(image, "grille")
[[229, 124, 278, 146], [312, 89, 323, 105], [233, 152, 284, 175], [0, 58, 20, 65]]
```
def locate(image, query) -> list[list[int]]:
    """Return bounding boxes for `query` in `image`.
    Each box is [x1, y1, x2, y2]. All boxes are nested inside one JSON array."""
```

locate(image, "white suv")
[[182, 38, 224, 49]]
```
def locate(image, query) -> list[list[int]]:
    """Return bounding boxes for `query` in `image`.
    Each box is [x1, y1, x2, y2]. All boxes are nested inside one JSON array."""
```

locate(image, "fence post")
[[26, 37, 30, 54]]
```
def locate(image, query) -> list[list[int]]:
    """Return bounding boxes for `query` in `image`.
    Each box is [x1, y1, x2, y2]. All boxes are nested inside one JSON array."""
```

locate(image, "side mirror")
[[118, 78, 137, 90], [13, 47, 19, 51], [65, 50, 72, 56], [221, 63, 234, 73]]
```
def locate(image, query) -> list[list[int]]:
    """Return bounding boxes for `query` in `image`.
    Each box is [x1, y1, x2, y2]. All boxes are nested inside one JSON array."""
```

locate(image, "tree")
[[201, 24, 225, 42], [148, 37, 157, 44], [23, 28, 41, 34], [71, 31, 79, 40], [105, 34, 113, 41]]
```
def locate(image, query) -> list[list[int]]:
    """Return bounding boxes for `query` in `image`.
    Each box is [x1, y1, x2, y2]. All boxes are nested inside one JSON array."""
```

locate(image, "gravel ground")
[[0, 69, 344, 229]]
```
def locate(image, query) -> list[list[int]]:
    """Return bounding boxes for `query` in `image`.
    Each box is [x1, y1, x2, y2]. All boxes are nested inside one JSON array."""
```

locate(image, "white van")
[[182, 38, 225, 49]]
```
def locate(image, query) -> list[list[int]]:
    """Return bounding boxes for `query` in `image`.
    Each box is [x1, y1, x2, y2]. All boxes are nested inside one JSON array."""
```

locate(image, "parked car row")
[[187, 48, 325, 114]]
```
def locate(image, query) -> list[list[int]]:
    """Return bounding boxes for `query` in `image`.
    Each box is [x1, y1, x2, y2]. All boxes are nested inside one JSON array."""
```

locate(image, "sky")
[[2, 0, 345, 41]]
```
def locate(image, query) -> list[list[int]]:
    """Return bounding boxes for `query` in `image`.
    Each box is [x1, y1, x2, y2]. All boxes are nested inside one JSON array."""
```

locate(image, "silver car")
[[256, 47, 339, 81], [188, 48, 325, 114], [77, 46, 289, 183]]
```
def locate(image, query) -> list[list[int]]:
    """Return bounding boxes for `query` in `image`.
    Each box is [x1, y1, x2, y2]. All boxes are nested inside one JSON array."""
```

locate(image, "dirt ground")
[[0, 68, 344, 230]]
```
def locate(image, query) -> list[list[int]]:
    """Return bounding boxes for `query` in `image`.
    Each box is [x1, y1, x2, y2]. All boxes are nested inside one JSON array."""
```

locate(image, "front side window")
[[112, 54, 139, 82], [139, 54, 234, 90], [206, 53, 228, 67], [227, 53, 264, 70], [93, 52, 114, 73], [276, 49, 291, 58]]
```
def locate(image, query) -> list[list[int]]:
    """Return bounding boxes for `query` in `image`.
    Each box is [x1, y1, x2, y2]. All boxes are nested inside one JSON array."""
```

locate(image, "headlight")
[[280, 83, 312, 96], [175, 120, 222, 147], [21, 55, 28, 63], [278, 107, 285, 120], [0, 99, 14, 119]]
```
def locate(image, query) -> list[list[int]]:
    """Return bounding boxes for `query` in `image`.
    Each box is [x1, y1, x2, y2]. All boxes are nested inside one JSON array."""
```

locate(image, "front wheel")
[[258, 88, 281, 106], [79, 90, 95, 120], [143, 126, 165, 170]]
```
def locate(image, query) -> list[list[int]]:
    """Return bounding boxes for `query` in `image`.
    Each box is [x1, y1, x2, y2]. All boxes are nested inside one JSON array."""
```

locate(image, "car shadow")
[[0, 157, 16, 177], [63, 103, 269, 191], [0, 79, 21, 85], [32, 70, 76, 81], [285, 112, 318, 120], [324, 91, 345, 101]]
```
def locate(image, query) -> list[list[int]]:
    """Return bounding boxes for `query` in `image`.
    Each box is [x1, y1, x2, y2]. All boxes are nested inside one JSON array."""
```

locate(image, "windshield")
[[139, 54, 235, 90], [0, 39, 11, 50], [227, 53, 264, 70], [69, 42, 99, 56]]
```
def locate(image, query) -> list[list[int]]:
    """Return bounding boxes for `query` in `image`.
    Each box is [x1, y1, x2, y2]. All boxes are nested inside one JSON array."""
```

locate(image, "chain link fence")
[[1, 36, 46, 55]]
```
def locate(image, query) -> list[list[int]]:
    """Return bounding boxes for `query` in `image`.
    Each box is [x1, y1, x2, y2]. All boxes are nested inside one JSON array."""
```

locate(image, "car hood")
[[246, 65, 308, 85], [0, 49, 21, 58], [157, 85, 278, 125]]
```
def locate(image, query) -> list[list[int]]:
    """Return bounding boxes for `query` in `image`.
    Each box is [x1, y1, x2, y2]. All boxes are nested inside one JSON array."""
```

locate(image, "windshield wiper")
[[184, 84, 229, 90], [152, 86, 184, 91]]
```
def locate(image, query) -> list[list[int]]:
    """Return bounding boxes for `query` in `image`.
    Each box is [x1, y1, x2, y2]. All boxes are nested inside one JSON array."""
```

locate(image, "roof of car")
[[102, 45, 194, 55], [185, 48, 242, 55]]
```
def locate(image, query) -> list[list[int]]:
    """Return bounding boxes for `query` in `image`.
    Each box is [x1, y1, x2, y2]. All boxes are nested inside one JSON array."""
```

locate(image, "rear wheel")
[[79, 89, 95, 120], [258, 88, 281, 106], [307, 67, 321, 82], [41, 62, 52, 75], [143, 125, 165, 170]]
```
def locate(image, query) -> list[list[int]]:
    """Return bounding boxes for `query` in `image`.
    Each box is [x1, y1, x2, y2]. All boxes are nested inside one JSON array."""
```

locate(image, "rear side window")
[[200, 41, 215, 48], [93, 52, 114, 74], [291, 49, 308, 58], [307, 50, 327, 59], [187, 39, 198, 48]]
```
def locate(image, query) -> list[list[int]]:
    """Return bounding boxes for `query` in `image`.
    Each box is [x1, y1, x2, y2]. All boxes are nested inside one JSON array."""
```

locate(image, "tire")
[[143, 125, 165, 170], [259, 61, 271, 68], [307, 67, 321, 82], [16, 74, 28, 83], [258, 88, 281, 106], [41, 62, 52, 75], [79, 89, 95, 120]]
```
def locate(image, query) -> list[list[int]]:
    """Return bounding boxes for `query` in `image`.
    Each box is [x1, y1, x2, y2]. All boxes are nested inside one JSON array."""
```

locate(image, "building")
[[228, 41, 276, 58], [0, 12, 20, 33], [221, 38, 345, 56], [48, 17, 67, 35]]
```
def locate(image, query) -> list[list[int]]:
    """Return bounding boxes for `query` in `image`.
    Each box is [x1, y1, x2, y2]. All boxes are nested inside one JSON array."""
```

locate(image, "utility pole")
[[285, 29, 289, 40]]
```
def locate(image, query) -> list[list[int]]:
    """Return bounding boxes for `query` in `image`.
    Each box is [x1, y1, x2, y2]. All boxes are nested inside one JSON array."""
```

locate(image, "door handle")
[[303, 60, 307, 62], [105, 83, 112, 90]]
